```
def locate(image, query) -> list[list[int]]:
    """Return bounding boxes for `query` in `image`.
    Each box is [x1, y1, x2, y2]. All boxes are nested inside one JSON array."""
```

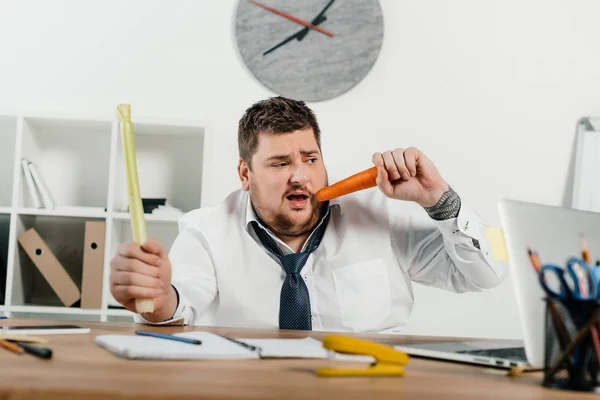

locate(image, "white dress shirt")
[[134, 188, 504, 333]]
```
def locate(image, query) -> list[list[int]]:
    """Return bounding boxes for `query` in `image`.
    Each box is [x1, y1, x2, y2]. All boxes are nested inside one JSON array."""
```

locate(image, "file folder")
[[81, 221, 106, 309], [17, 228, 80, 307]]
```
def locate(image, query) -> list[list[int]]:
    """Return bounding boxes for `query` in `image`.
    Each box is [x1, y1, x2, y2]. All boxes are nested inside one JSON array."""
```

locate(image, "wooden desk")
[[0, 318, 595, 399]]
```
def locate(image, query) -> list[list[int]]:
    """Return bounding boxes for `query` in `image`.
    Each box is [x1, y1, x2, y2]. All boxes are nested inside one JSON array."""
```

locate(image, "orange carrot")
[[316, 166, 379, 202]]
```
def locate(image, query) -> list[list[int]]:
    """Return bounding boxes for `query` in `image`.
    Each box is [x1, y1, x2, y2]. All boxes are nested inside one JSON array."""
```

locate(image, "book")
[[21, 158, 42, 208], [26, 161, 55, 209]]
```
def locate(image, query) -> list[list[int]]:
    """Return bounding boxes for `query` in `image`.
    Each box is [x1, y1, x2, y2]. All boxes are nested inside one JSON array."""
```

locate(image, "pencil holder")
[[543, 298, 600, 391]]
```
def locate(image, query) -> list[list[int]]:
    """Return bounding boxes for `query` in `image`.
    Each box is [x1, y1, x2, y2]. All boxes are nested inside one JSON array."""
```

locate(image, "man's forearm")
[[140, 285, 178, 323]]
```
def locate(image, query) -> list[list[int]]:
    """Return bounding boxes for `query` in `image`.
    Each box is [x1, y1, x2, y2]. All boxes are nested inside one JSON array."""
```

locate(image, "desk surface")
[[0, 318, 595, 399]]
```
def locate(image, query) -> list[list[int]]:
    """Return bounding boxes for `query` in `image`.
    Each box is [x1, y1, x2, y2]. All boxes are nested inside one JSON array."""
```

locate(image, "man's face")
[[239, 128, 328, 238]]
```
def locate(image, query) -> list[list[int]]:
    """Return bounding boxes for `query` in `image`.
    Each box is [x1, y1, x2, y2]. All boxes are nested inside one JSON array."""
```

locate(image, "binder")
[[80, 221, 106, 309], [17, 228, 80, 307]]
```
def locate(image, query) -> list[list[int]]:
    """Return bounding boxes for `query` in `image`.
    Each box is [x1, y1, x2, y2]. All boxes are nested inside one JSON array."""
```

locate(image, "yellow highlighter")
[[317, 335, 409, 377], [116, 104, 153, 314]]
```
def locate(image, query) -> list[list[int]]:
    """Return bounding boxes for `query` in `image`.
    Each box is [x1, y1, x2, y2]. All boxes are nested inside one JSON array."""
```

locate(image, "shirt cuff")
[[430, 203, 489, 255], [132, 285, 186, 326]]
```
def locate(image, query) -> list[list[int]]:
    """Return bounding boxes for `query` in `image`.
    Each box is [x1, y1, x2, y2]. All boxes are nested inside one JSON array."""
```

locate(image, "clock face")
[[234, 0, 384, 102]]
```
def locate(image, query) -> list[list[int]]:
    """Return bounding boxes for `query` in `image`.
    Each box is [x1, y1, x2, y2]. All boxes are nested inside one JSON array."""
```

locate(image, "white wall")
[[1, 0, 600, 339]]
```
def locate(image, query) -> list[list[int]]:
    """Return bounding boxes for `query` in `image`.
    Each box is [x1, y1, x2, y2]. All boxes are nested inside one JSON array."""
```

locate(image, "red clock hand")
[[248, 0, 335, 37]]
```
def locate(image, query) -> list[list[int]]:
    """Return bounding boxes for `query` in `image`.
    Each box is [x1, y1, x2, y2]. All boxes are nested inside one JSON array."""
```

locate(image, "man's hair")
[[238, 96, 321, 169]]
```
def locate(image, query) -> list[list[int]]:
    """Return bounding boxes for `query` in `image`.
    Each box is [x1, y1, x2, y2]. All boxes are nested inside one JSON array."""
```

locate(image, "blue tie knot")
[[280, 253, 311, 275]]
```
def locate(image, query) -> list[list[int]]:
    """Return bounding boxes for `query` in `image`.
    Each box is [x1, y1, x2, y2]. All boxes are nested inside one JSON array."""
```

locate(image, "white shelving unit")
[[0, 111, 211, 322]]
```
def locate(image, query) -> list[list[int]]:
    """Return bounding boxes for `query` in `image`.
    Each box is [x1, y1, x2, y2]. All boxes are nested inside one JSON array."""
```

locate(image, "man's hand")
[[109, 239, 177, 321], [372, 147, 449, 207]]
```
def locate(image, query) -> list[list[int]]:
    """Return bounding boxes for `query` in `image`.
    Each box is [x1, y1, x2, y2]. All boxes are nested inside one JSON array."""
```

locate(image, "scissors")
[[538, 257, 599, 300]]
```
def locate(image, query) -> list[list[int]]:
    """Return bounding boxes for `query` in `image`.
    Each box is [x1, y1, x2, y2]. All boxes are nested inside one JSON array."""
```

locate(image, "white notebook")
[[94, 331, 260, 360]]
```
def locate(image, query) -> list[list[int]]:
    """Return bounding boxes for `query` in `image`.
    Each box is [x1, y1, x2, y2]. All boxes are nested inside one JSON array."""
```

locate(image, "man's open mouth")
[[286, 194, 309, 201]]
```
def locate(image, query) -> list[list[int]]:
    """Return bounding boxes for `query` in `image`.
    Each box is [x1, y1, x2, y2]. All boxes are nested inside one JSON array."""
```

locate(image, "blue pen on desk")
[[135, 330, 202, 345]]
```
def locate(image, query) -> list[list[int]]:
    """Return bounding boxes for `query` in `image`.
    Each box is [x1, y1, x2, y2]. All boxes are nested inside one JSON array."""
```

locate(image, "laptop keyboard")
[[456, 347, 527, 361]]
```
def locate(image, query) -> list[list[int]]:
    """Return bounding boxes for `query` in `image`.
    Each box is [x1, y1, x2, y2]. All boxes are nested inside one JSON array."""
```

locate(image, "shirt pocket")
[[332, 258, 391, 332]]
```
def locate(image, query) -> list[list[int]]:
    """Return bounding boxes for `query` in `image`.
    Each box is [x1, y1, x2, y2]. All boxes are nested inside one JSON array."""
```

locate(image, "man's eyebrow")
[[265, 150, 320, 161], [266, 154, 290, 161], [300, 149, 320, 156]]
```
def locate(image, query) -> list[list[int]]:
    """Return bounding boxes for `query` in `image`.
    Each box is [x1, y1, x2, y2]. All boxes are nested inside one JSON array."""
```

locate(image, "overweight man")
[[109, 96, 503, 333]]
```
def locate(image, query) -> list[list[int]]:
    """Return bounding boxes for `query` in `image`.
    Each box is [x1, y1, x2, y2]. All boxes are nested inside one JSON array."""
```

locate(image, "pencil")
[[527, 247, 543, 272], [527, 248, 572, 352], [116, 104, 153, 314], [0, 338, 24, 355], [580, 234, 592, 264], [1, 335, 48, 344]]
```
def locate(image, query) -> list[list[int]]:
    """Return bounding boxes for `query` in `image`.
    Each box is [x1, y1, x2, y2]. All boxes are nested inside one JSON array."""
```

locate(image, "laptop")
[[394, 198, 600, 370]]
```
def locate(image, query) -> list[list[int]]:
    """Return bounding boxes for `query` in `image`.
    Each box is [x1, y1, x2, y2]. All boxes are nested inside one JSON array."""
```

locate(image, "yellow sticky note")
[[484, 227, 508, 261]]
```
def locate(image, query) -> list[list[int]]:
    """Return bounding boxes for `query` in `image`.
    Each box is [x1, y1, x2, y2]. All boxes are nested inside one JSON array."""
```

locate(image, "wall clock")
[[234, 0, 384, 102]]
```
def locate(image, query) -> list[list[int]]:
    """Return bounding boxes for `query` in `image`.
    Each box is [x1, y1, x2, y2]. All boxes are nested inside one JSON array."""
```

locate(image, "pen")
[[135, 330, 202, 345], [0, 338, 24, 355], [16, 342, 52, 360], [223, 336, 260, 352]]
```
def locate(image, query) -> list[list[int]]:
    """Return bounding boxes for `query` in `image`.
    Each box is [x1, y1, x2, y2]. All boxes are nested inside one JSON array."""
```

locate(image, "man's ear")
[[238, 158, 250, 191]]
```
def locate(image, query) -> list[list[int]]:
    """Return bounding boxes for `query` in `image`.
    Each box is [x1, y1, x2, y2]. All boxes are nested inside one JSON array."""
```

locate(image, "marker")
[[135, 330, 202, 345], [16, 342, 53, 360]]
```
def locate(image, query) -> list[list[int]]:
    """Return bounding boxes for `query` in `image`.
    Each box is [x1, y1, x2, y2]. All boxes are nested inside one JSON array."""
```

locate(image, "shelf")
[[9, 305, 102, 315], [0, 213, 9, 306], [16, 207, 107, 218], [111, 212, 183, 223], [0, 111, 209, 324], [19, 116, 112, 209], [104, 308, 134, 317], [112, 123, 205, 214], [0, 116, 17, 208], [11, 214, 93, 308]]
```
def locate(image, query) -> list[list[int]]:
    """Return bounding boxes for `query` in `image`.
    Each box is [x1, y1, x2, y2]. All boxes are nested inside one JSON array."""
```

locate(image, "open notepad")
[[94, 331, 374, 362]]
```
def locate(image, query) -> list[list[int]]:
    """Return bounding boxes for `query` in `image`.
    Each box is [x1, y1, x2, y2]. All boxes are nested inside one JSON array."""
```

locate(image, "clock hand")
[[296, 0, 335, 42], [296, 15, 326, 41], [248, 0, 334, 37], [263, 27, 309, 56], [263, 13, 328, 56], [312, 0, 336, 23]]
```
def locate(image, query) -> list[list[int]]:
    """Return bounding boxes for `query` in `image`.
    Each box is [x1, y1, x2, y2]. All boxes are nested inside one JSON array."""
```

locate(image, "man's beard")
[[250, 185, 325, 238]]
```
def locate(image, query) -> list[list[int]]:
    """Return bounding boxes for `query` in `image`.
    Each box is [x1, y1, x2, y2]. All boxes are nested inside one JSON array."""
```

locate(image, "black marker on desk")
[[16, 342, 53, 360], [135, 330, 202, 345]]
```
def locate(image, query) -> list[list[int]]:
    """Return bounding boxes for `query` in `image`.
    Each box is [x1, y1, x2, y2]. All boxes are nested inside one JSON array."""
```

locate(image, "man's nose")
[[290, 163, 310, 185]]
